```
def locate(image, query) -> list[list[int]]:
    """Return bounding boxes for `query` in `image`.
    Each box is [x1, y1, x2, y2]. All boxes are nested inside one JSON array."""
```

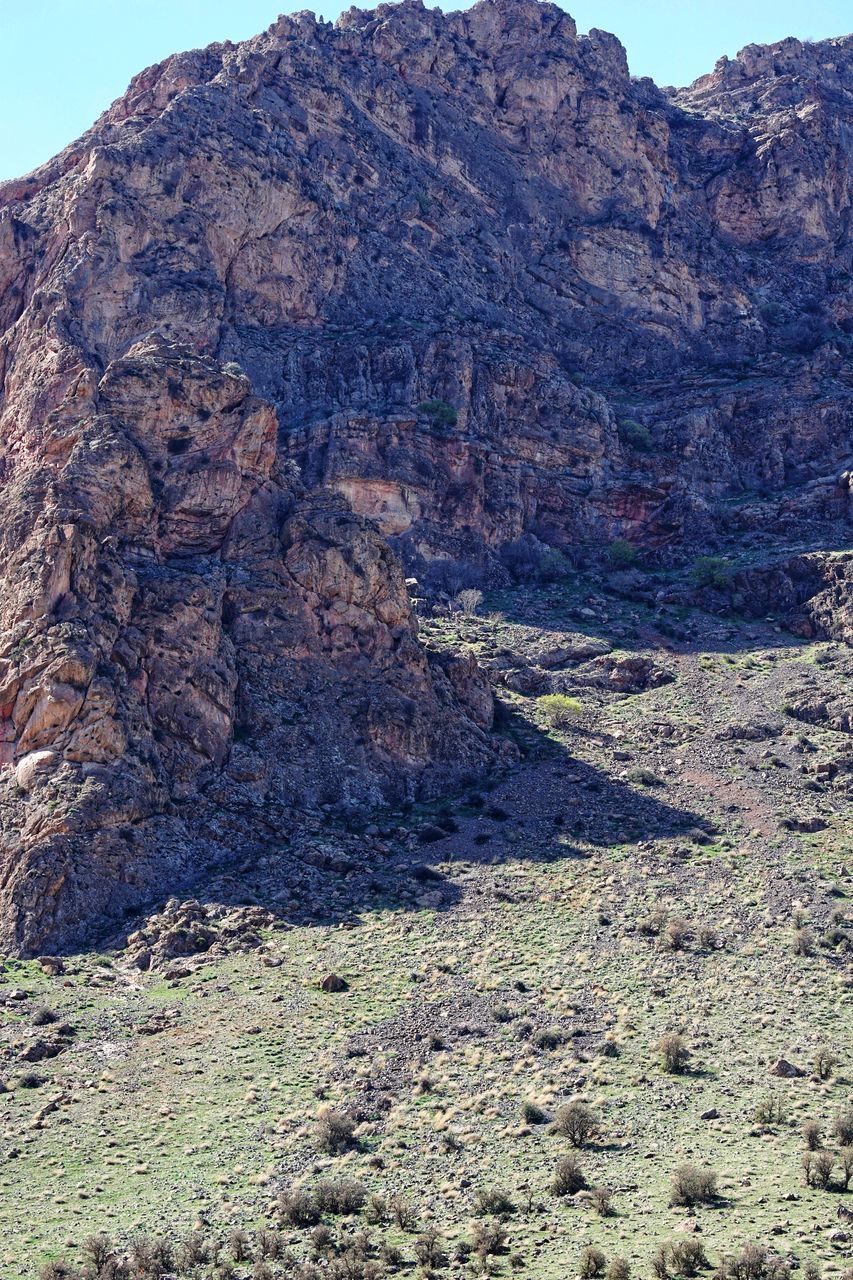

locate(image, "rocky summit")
[[0, 4, 851, 1271]]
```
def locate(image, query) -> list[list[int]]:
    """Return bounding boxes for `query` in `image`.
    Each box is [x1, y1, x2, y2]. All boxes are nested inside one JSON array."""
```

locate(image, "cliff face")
[[0, 0, 850, 950], [0, 333, 498, 955]]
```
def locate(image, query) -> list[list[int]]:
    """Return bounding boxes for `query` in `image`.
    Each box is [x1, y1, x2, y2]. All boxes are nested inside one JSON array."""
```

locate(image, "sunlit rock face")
[[0, 0, 850, 950]]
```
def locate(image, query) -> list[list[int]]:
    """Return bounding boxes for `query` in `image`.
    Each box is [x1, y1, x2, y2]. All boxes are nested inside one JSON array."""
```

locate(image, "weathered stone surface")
[[0, 337, 499, 955], [0, 0, 850, 950]]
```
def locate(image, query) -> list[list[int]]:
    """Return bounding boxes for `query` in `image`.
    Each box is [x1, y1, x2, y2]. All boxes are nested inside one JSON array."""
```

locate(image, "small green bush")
[[522, 1100, 552, 1125], [417, 399, 458, 427], [607, 539, 637, 569], [755, 1094, 785, 1127], [473, 1187, 515, 1217], [814, 1046, 839, 1080], [533, 1025, 566, 1050], [538, 694, 582, 728], [690, 556, 733, 588], [618, 419, 653, 451]]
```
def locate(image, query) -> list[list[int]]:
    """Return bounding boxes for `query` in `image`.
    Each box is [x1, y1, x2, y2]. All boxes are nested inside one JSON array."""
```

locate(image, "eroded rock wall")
[[0, 0, 850, 948]]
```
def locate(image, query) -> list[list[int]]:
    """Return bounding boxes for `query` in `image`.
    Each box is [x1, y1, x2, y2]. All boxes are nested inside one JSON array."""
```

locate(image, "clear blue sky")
[[2, 0, 850, 182]]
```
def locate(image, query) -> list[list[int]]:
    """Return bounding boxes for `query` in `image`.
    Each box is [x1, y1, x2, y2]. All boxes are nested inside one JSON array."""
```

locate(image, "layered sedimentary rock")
[[0, 0, 850, 949]]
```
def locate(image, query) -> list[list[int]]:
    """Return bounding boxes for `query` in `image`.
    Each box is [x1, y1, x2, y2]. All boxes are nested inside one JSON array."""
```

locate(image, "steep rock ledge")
[[0, 340, 498, 954]]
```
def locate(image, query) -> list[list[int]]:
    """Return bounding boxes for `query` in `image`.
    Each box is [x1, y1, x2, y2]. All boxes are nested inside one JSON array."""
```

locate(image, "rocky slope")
[[0, 0, 850, 951]]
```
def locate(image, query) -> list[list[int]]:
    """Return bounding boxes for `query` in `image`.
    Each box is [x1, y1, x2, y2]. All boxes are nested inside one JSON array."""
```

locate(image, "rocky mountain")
[[0, 0, 850, 953]]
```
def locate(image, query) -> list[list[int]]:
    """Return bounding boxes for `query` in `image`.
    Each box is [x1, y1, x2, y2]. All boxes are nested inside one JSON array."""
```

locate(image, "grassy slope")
[[1, 576, 850, 1279]]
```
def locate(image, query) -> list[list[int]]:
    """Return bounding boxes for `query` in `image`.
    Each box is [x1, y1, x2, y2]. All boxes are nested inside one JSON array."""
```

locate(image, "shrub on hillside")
[[538, 694, 582, 728], [652, 1238, 708, 1279], [470, 1219, 507, 1260], [590, 1186, 614, 1217], [551, 1153, 587, 1196], [832, 1107, 853, 1146], [669, 1163, 717, 1206], [315, 1110, 356, 1155], [455, 588, 484, 616], [814, 1046, 839, 1080], [715, 1244, 791, 1280], [417, 399, 458, 427], [801, 1120, 822, 1151], [314, 1179, 366, 1215], [579, 1246, 607, 1278], [690, 556, 733, 588], [755, 1094, 785, 1127], [553, 1100, 599, 1147], [607, 539, 637, 569], [618, 419, 653, 452], [473, 1187, 515, 1218], [658, 1032, 689, 1074]]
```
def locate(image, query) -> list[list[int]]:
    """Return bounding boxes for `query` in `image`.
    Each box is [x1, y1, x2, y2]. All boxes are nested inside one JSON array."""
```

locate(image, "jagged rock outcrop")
[[2, 0, 850, 561], [0, 338, 498, 954], [0, 0, 850, 949], [707, 551, 853, 643]]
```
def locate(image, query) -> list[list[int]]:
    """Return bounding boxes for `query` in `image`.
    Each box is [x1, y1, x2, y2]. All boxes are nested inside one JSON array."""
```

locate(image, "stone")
[[319, 973, 349, 993], [14, 751, 58, 793], [769, 1058, 804, 1078]]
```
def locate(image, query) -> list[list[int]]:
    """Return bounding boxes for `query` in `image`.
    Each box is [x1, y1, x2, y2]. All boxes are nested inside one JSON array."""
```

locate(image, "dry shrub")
[[658, 1032, 689, 1074], [551, 1153, 587, 1196], [553, 1100, 599, 1147], [669, 1163, 717, 1207], [579, 1247, 607, 1279]]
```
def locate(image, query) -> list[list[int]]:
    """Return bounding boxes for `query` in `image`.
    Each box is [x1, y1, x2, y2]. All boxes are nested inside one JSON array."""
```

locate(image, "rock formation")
[[0, 0, 850, 951]]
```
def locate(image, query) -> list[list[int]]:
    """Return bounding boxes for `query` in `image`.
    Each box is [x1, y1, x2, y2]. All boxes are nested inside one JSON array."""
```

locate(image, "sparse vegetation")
[[606, 538, 637, 569], [658, 1031, 689, 1073], [14, 569, 853, 1280], [417, 399, 458, 427], [537, 694, 582, 727], [690, 555, 733, 588], [669, 1163, 718, 1206]]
